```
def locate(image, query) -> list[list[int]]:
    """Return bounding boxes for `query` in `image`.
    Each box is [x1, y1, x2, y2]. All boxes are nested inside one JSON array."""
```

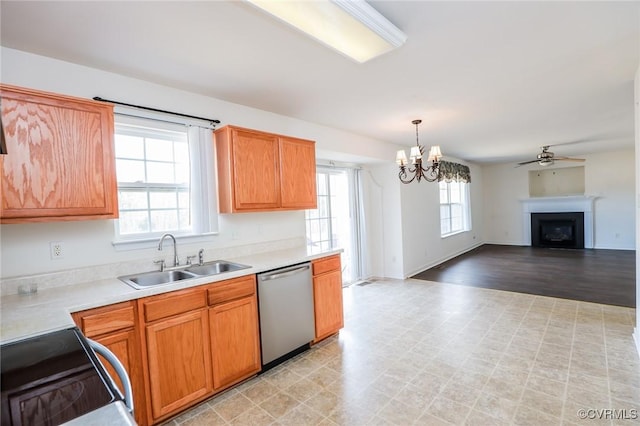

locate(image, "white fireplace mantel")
[[520, 195, 596, 248]]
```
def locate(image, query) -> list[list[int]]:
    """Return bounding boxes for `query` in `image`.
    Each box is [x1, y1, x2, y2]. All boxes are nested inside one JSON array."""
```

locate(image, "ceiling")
[[1, 1, 639, 164]]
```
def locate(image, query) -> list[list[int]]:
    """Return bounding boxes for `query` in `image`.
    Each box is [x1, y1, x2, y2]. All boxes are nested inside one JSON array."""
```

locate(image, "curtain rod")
[[93, 96, 221, 127]]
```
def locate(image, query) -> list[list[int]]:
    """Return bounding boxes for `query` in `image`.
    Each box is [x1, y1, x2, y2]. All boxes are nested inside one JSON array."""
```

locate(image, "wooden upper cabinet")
[[216, 127, 280, 211], [0, 84, 117, 223], [215, 125, 317, 213], [279, 136, 317, 209]]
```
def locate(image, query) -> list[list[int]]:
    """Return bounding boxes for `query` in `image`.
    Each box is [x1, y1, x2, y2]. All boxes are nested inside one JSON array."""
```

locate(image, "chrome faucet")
[[158, 233, 179, 268]]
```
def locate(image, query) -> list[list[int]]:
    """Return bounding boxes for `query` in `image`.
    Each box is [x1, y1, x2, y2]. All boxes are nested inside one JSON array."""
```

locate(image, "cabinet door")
[[313, 269, 344, 341], [279, 137, 317, 209], [93, 330, 148, 426], [0, 84, 117, 223], [72, 302, 147, 426], [145, 309, 213, 420], [209, 296, 261, 390], [231, 129, 280, 211]]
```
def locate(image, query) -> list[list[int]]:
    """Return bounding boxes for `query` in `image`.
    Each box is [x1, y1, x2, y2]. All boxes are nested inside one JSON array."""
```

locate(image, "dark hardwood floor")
[[412, 244, 636, 308]]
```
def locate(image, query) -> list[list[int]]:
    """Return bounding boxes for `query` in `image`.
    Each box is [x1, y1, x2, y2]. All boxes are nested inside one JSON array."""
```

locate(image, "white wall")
[[0, 47, 399, 279], [363, 163, 405, 279], [399, 161, 484, 277], [482, 150, 636, 250]]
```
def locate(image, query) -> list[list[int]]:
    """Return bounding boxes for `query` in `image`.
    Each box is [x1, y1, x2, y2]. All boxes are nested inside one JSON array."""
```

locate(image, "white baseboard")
[[406, 241, 484, 278], [634, 328, 640, 359]]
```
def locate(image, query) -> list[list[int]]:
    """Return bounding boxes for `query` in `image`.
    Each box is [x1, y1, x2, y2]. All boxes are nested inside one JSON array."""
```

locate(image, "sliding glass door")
[[305, 166, 363, 285]]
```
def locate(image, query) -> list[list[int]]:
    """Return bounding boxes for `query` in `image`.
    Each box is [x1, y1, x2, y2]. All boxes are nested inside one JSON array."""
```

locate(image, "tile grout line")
[[601, 305, 614, 426], [559, 299, 578, 425], [459, 292, 534, 425], [503, 294, 543, 425]]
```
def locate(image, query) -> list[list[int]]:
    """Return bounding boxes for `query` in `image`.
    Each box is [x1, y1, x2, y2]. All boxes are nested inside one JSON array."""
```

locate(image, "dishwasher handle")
[[87, 338, 134, 415], [260, 264, 310, 281]]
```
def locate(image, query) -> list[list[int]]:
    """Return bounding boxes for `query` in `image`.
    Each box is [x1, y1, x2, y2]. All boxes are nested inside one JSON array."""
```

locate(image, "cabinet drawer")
[[312, 255, 341, 276], [76, 302, 135, 338], [207, 275, 256, 306], [142, 288, 207, 323]]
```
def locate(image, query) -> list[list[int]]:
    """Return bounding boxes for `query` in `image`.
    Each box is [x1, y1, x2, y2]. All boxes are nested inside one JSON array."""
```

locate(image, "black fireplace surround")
[[531, 212, 585, 249]]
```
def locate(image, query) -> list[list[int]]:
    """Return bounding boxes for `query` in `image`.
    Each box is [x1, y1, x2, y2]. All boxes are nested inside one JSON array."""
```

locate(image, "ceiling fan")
[[517, 145, 585, 167]]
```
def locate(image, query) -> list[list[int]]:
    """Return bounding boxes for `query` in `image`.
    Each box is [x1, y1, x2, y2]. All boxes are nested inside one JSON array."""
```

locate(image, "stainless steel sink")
[[119, 270, 198, 290], [118, 260, 251, 290], [186, 260, 250, 276]]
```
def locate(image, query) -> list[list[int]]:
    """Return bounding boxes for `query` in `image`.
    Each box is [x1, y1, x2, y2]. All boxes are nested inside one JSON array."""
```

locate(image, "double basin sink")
[[118, 261, 251, 290]]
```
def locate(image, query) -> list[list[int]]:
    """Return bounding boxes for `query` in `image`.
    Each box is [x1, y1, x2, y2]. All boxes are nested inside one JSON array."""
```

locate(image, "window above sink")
[[112, 112, 219, 247]]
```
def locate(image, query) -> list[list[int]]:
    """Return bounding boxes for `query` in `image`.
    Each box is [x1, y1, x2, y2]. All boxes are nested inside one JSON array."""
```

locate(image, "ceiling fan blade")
[[516, 159, 540, 166], [554, 157, 585, 162]]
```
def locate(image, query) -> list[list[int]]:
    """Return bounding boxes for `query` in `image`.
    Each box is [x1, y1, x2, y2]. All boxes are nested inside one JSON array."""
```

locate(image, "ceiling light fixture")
[[396, 120, 442, 184], [246, 0, 407, 63]]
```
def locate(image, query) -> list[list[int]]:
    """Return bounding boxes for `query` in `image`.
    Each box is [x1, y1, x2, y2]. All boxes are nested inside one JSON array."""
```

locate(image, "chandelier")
[[396, 119, 442, 183]]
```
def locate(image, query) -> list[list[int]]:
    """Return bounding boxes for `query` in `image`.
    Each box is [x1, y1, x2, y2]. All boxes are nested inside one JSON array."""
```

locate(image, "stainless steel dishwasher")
[[257, 262, 315, 371]]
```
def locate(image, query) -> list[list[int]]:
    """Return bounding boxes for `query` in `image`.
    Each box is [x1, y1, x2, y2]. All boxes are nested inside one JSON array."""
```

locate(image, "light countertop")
[[62, 401, 135, 426], [1, 246, 341, 344]]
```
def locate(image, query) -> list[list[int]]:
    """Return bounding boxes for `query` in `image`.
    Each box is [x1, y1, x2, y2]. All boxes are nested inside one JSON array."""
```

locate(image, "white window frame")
[[439, 180, 471, 237], [112, 112, 218, 249], [305, 164, 365, 285], [305, 168, 340, 253]]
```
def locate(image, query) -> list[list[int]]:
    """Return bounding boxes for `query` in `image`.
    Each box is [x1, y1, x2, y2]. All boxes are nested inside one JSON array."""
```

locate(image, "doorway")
[[305, 166, 363, 285]]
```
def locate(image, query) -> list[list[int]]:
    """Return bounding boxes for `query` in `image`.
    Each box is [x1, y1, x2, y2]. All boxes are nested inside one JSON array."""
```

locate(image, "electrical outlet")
[[50, 241, 64, 259], [18, 283, 38, 295]]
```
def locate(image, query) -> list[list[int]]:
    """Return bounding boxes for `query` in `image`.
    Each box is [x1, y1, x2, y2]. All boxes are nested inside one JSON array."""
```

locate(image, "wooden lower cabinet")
[[138, 276, 261, 424], [312, 255, 345, 342], [138, 287, 212, 424], [74, 275, 262, 424], [72, 301, 147, 426], [209, 292, 261, 390], [93, 329, 137, 399], [144, 309, 213, 420]]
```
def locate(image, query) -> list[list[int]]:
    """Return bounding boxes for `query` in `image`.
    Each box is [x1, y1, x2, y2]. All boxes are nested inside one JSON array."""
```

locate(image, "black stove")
[[1, 327, 122, 426]]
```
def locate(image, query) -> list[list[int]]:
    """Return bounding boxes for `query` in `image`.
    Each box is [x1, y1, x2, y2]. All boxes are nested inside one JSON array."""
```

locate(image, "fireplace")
[[520, 196, 595, 249], [531, 212, 585, 249]]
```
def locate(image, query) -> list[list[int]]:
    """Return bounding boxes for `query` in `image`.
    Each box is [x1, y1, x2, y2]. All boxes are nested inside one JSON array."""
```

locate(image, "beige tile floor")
[[165, 278, 639, 425]]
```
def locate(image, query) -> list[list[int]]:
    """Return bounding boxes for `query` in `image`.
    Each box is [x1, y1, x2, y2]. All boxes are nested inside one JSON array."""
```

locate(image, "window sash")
[[440, 181, 471, 237]]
